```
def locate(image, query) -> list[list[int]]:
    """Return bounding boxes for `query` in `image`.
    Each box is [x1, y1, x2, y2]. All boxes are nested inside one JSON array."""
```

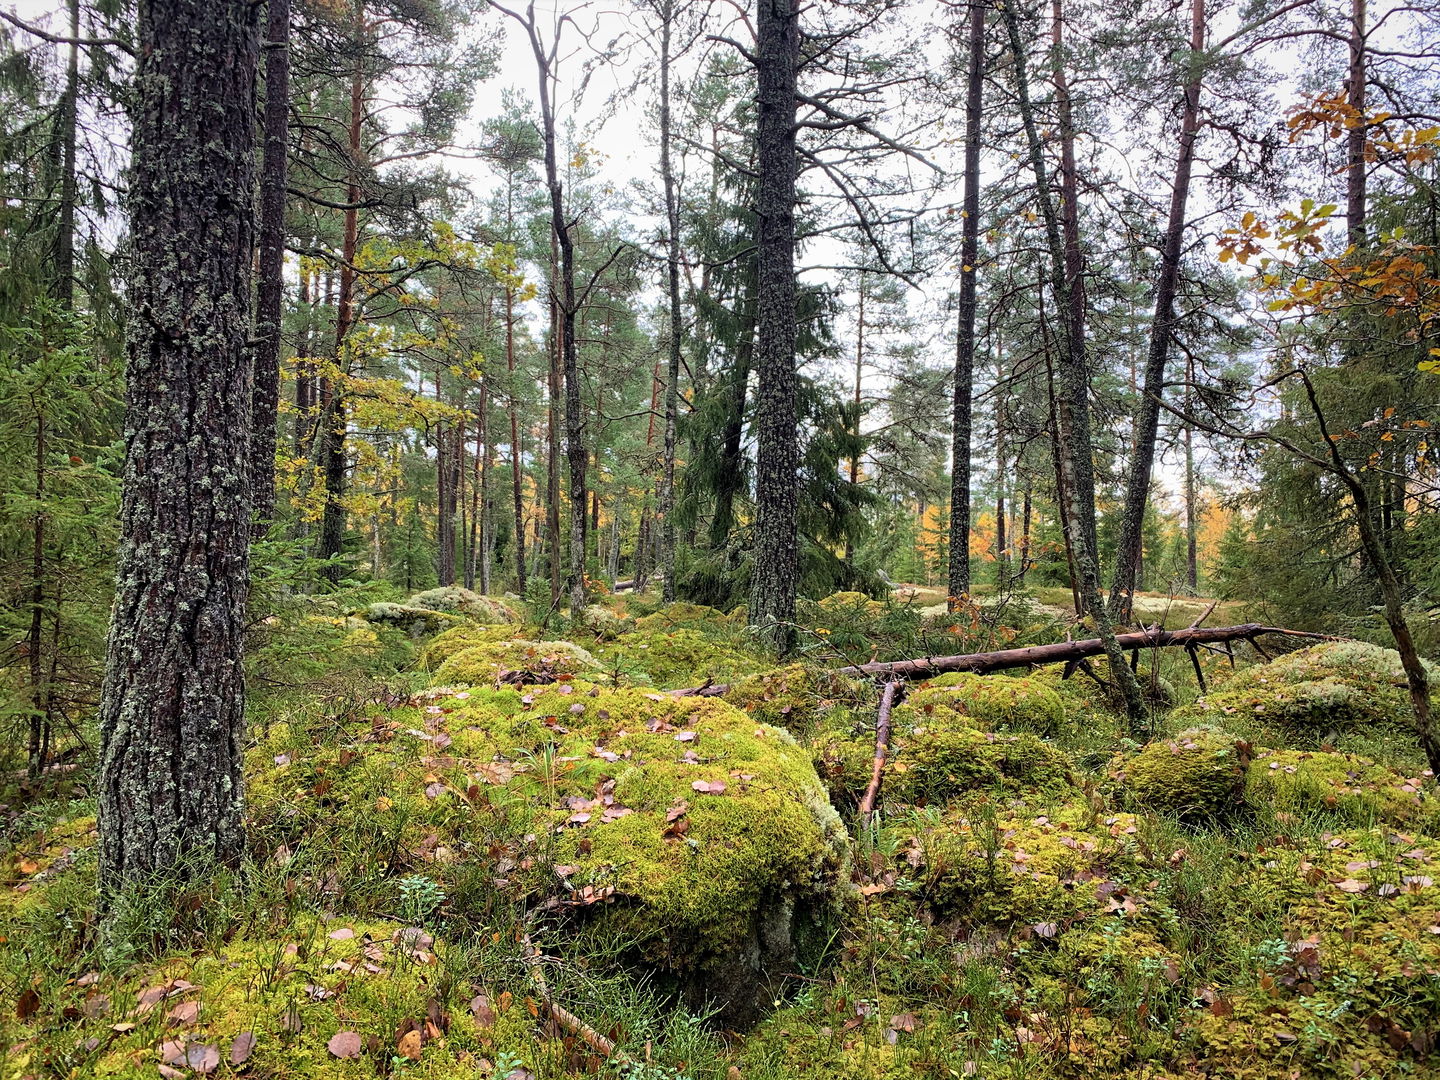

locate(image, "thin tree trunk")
[[506, 286, 527, 593], [250, 0, 290, 537], [1109, 0, 1205, 620], [320, 19, 365, 581], [846, 272, 866, 565], [658, 0, 683, 602], [98, 0, 260, 901], [948, 0, 984, 611], [1003, 0, 1148, 727], [48, 0, 78, 307], [1346, 0, 1367, 247], [26, 392, 47, 779], [748, 0, 802, 654]]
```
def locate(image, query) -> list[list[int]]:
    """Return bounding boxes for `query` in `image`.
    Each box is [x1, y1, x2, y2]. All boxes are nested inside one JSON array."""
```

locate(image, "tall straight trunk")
[[48, 0, 79, 306], [1108, 0, 1205, 620], [26, 393, 48, 779], [658, 0, 683, 603], [711, 276, 755, 549], [98, 0, 260, 900], [293, 262, 314, 452], [1346, 0, 1366, 246], [634, 358, 662, 590], [546, 261, 562, 602], [748, 0, 802, 654], [845, 273, 866, 564], [948, 0, 984, 611], [436, 405, 458, 586], [320, 22, 365, 581], [1018, 477, 1033, 584], [250, 0, 291, 537], [505, 286, 527, 592], [518, 16, 587, 611], [1002, 0, 1148, 728]]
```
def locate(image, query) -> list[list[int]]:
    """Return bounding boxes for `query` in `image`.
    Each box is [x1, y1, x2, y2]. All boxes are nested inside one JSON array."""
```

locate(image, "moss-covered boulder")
[[1121, 728, 1247, 817], [591, 627, 767, 689], [915, 803, 1148, 926], [406, 586, 519, 623], [363, 602, 466, 638], [433, 638, 602, 687], [1244, 748, 1436, 826], [574, 603, 630, 639], [906, 672, 1067, 736], [632, 602, 727, 633], [247, 684, 851, 1026], [418, 623, 523, 670], [1176, 640, 1436, 733], [724, 664, 868, 730]]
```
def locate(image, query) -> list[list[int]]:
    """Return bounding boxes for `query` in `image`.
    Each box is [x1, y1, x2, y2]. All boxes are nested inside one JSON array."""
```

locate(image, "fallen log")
[[834, 624, 1333, 681], [672, 623, 1334, 697]]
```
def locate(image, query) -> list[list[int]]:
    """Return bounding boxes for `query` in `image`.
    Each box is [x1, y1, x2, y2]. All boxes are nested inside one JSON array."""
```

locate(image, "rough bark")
[[98, 0, 260, 900], [506, 285, 527, 593], [1345, 0, 1367, 247], [748, 0, 802, 654], [249, 0, 291, 537], [47, 0, 78, 306], [948, 0, 984, 611], [1109, 0, 1205, 620]]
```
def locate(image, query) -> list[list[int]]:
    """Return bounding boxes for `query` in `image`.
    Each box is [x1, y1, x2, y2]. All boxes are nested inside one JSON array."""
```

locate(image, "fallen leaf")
[[230, 1031, 256, 1065], [1335, 878, 1369, 893], [397, 1029, 422, 1061], [167, 1000, 200, 1026], [186, 1043, 221, 1074], [328, 928, 355, 940], [691, 779, 726, 795], [328, 1030, 363, 1059]]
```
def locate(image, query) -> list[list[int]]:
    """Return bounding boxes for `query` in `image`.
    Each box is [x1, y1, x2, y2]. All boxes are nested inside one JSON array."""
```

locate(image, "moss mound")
[[433, 639, 601, 686], [250, 685, 850, 1026], [591, 627, 767, 689], [908, 672, 1067, 736], [915, 803, 1148, 926], [1176, 640, 1436, 732], [631, 602, 727, 633], [1122, 728, 1247, 817], [1245, 748, 1436, 826], [362, 602, 466, 638], [418, 623, 523, 670], [406, 586, 519, 623], [724, 663, 868, 730]]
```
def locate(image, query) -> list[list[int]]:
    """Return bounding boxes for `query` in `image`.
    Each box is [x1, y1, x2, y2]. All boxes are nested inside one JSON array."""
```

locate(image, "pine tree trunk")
[[1346, 0, 1367, 246], [846, 274, 866, 565], [47, 0, 79, 306], [948, 0, 985, 611], [658, 0, 683, 603], [506, 287, 527, 593], [249, 0, 290, 537], [320, 27, 365, 581], [1109, 0, 1205, 620], [748, 0, 802, 654], [98, 0, 260, 901], [1003, 0, 1148, 728]]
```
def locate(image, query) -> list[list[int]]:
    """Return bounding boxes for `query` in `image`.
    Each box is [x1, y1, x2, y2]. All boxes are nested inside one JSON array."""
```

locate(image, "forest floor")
[[3, 585, 1438, 1079]]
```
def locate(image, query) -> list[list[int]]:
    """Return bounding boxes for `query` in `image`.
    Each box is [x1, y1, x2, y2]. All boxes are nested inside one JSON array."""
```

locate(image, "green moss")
[[1176, 640, 1437, 733], [432, 639, 602, 687], [1122, 728, 1247, 817], [908, 672, 1067, 736], [916, 803, 1147, 926], [724, 664, 868, 730], [1245, 748, 1437, 826], [590, 628, 768, 689], [417, 624, 523, 671], [363, 602, 467, 638], [632, 602, 727, 633], [406, 586, 519, 623]]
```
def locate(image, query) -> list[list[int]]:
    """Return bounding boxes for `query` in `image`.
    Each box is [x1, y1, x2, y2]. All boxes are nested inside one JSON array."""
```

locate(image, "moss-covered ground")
[[4, 589, 1438, 1079]]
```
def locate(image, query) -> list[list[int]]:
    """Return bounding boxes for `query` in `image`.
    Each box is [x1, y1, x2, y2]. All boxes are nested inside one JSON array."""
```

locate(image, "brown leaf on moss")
[[328, 1030, 362, 1059], [230, 1031, 256, 1065]]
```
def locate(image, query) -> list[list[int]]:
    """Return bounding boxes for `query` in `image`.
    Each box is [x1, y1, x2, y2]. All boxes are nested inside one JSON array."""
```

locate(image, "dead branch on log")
[[521, 933, 626, 1062], [1186, 599, 1219, 629], [857, 681, 900, 818]]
